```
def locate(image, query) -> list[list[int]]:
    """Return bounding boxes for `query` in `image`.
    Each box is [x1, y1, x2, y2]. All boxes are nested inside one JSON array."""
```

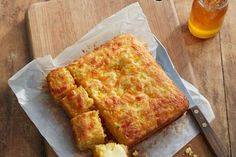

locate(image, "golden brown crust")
[[71, 111, 105, 150], [61, 86, 94, 118], [46, 67, 77, 101], [66, 34, 189, 146], [47, 34, 189, 148]]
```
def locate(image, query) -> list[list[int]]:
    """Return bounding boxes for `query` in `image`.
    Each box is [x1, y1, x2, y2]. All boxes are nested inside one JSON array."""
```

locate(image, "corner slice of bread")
[[71, 111, 106, 151], [47, 67, 76, 101], [61, 86, 94, 118]]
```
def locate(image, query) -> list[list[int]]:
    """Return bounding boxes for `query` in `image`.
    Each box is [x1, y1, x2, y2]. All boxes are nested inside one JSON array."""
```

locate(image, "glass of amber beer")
[[188, 0, 228, 38]]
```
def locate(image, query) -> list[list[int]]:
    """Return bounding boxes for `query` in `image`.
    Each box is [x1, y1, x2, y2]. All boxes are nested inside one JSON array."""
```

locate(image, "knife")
[[153, 36, 228, 157]]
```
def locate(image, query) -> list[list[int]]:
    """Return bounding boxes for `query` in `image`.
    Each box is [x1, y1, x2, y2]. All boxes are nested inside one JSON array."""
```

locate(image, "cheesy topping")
[[66, 34, 188, 146], [46, 34, 189, 147], [47, 67, 76, 100], [61, 86, 94, 118], [71, 111, 105, 150]]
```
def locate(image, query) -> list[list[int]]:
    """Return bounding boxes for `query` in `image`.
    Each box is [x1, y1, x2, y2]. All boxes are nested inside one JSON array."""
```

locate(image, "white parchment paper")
[[8, 2, 215, 157]]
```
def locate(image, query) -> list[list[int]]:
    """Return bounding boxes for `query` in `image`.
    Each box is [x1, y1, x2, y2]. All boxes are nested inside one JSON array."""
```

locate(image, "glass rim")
[[198, 0, 228, 10]]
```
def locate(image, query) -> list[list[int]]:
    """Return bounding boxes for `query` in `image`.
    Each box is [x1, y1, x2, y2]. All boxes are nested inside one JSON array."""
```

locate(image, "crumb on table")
[[132, 150, 139, 156], [184, 146, 198, 157]]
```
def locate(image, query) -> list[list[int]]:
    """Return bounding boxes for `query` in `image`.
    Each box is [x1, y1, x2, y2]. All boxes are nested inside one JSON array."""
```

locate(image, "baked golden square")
[[93, 143, 128, 157], [47, 67, 77, 101], [61, 86, 94, 118], [67, 34, 189, 146], [71, 111, 106, 151], [99, 93, 157, 145]]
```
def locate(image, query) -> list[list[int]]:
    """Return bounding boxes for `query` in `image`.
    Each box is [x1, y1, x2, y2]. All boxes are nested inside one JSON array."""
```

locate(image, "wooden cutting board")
[[26, 0, 214, 156]]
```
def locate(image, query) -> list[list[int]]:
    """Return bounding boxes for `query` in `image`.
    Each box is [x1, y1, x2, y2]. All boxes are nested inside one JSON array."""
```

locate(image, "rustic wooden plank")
[[141, 0, 196, 84], [44, 142, 57, 157], [175, 134, 214, 157], [26, 0, 221, 156], [0, 0, 46, 157], [27, 0, 195, 83], [27, 1, 136, 156], [173, 0, 230, 155], [27, 0, 136, 58], [220, 0, 236, 156]]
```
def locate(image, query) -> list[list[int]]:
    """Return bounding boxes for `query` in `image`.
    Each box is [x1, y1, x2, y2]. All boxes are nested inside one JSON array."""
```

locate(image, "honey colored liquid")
[[188, 0, 228, 38]]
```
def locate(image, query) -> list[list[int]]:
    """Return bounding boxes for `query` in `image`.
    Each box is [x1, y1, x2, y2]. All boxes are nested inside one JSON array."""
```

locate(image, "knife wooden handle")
[[189, 106, 228, 157]]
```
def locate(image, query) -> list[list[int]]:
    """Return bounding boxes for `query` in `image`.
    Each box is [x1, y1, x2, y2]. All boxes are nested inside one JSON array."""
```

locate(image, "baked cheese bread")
[[47, 67, 77, 101], [47, 34, 189, 148], [71, 111, 105, 150], [66, 34, 189, 146], [93, 143, 128, 157], [61, 86, 94, 118]]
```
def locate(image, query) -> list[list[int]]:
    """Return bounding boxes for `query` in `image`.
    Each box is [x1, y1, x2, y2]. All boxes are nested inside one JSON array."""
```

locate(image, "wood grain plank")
[[27, 0, 195, 84], [141, 0, 196, 84], [173, 0, 230, 155], [174, 134, 214, 157], [220, 0, 236, 156], [0, 0, 46, 157], [26, 0, 221, 156], [27, 1, 137, 156], [27, 0, 136, 58]]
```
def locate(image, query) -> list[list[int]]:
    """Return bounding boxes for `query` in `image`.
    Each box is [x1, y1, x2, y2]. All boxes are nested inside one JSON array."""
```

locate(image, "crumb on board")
[[185, 147, 193, 155], [132, 150, 139, 156], [184, 146, 198, 157]]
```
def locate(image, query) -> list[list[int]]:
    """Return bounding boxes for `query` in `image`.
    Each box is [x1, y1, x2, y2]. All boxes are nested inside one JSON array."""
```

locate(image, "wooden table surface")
[[0, 0, 235, 157]]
